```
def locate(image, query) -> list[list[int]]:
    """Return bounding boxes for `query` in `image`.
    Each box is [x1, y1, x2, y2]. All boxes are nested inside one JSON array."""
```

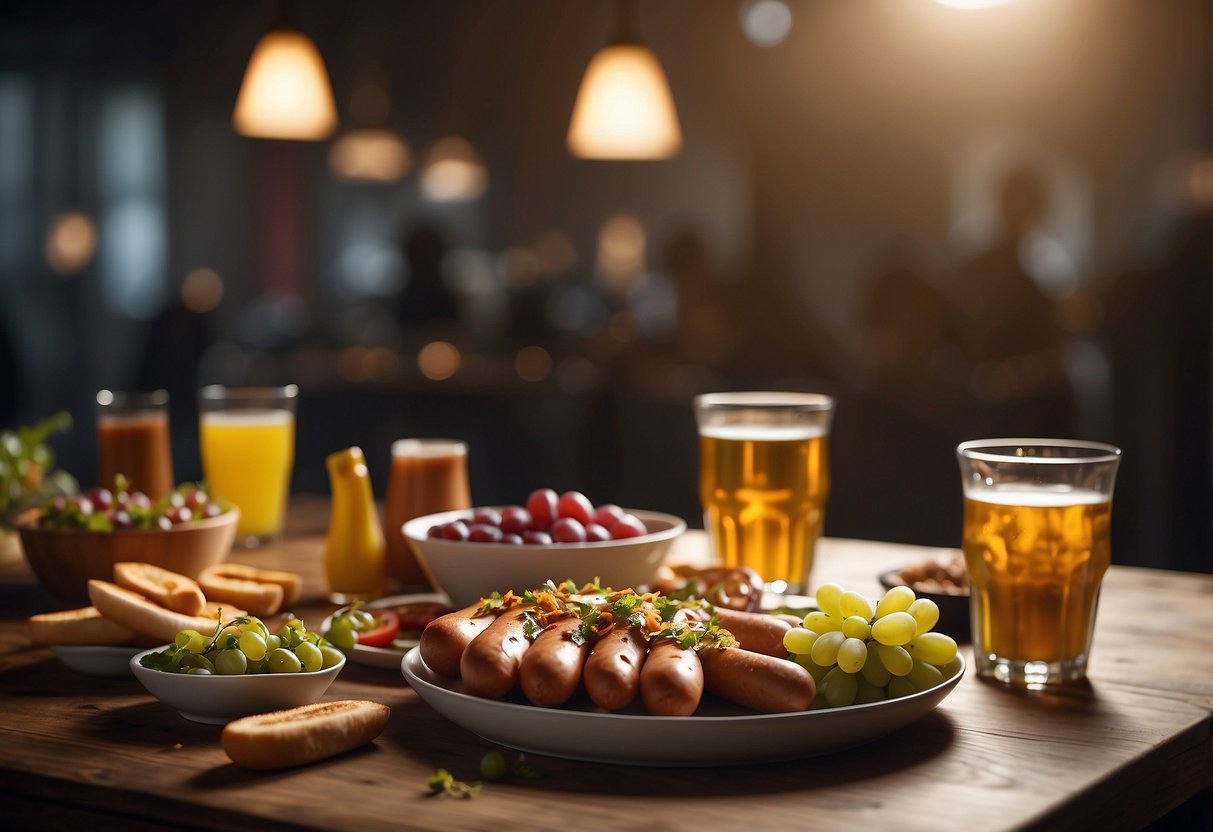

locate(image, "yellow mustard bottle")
[[325, 446, 386, 603]]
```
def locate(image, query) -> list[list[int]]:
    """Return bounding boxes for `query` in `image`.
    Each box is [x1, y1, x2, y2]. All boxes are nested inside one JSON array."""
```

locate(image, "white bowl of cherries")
[[402, 489, 686, 607]]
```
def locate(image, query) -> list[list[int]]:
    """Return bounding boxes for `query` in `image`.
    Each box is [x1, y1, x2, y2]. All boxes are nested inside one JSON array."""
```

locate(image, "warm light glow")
[[45, 210, 97, 275], [596, 213, 647, 295], [931, 0, 1015, 8], [418, 340, 461, 380], [232, 30, 338, 141], [515, 345, 553, 382], [740, 0, 793, 47], [419, 136, 488, 202], [329, 128, 412, 183], [181, 267, 224, 313], [567, 44, 682, 160]]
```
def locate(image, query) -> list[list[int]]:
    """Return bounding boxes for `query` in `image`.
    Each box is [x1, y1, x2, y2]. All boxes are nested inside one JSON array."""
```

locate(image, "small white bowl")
[[402, 508, 687, 607], [130, 646, 346, 725], [52, 645, 143, 678]]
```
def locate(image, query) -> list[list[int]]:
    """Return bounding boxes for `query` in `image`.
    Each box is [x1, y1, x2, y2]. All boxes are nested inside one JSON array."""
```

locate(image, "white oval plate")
[[322, 593, 451, 670], [51, 645, 143, 678], [401, 648, 965, 766]]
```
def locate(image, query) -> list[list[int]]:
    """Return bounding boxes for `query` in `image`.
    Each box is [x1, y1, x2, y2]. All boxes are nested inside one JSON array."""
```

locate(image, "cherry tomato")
[[354, 610, 401, 648]]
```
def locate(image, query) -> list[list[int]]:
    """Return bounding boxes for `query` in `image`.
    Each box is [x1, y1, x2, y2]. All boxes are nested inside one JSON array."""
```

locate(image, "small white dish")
[[321, 593, 451, 670], [51, 645, 143, 678], [402, 647, 965, 766], [130, 646, 345, 725]]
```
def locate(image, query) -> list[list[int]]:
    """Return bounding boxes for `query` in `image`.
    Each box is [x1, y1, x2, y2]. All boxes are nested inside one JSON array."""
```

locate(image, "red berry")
[[551, 517, 587, 543], [202, 502, 223, 518], [439, 520, 470, 541], [185, 488, 208, 509], [468, 523, 504, 543], [556, 491, 594, 525], [89, 487, 114, 511], [472, 508, 502, 527], [585, 522, 612, 542], [110, 510, 133, 529], [526, 489, 558, 529], [167, 506, 193, 525], [522, 530, 552, 545], [500, 533, 524, 545], [427, 523, 447, 539], [155, 515, 173, 531], [128, 492, 152, 511], [593, 504, 624, 528], [609, 514, 647, 539], [72, 496, 94, 517], [499, 506, 531, 535]]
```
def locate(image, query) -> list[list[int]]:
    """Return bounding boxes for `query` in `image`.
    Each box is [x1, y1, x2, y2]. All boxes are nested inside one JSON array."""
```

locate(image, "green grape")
[[841, 615, 871, 640], [186, 667, 212, 675], [871, 611, 917, 646], [837, 637, 868, 673], [247, 657, 268, 674], [179, 652, 216, 673], [239, 630, 268, 662], [268, 647, 303, 673], [480, 751, 507, 780], [266, 633, 282, 651], [874, 585, 916, 618], [214, 648, 248, 675], [319, 645, 345, 669], [238, 618, 269, 640], [876, 644, 913, 677], [822, 667, 859, 707], [783, 627, 819, 655], [838, 590, 873, 620], [810, 630, 846, 667], [888, 675, 917, 698], [793, 652, 831, 682], [803, 611, 842, 633], [860, 646, 892, 687], [907, 598, 940, 634], [326, 622, 357, 651], [908, 632, 958, 666], [856, 679, 888, 704], [814, 583, 844, 618], [908, 659, 945, 691], [174, 629, 198, 649], [295, 641, 323, 672]]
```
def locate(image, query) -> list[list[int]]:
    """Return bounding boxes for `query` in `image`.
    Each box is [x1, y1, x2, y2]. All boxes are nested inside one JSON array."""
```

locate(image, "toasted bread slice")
[[113, 562, 206, 616], [197, 565, 288, 617], [28, 606, 136, 646], [200, 563, 303, 606], [88, 580, 223, 644], [222, 700, 389, 770]]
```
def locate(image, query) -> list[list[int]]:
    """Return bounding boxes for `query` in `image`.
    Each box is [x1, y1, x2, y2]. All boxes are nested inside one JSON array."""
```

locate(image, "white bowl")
[[52, 645, 143, 678], [130, 646, 345, 725], [402, 508, 687, 607]]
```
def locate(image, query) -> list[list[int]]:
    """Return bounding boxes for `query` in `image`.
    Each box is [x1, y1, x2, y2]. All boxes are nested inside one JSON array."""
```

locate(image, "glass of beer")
[[957, 438, 1121, 687], [694, 392, 833, 594], [199, 385, 298, 547], [383, 439, 471, 591], [96, 389, 174, 499]]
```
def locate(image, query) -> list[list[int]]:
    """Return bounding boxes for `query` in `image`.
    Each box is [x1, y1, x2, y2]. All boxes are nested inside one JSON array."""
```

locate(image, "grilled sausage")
[[700, 646, 816, 713], [640, 637, 704, 716], [459, 606, 535, 698], [519, 616, 588, 708], [713, 608, 793, 658], [584, 624, 648, 711], [419, 602, 495, 677]]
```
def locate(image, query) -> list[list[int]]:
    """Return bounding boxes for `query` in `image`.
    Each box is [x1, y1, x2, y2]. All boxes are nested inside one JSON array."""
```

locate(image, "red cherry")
[[556, 491, 594, 525], [585, 522, 612, 542], [609, 514, 647, 539], [167, 506, 193, 525], [499, 506, 531, 535], [526, 489, 558, 529], [522, 530, 552, 545]]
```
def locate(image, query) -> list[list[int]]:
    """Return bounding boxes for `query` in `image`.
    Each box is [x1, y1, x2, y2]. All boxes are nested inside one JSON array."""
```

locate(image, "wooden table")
[[1, 510, 1211, 831]]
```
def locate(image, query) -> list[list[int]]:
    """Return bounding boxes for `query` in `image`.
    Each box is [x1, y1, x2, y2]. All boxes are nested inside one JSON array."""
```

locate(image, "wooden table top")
[[1, 506, 1211, 831]]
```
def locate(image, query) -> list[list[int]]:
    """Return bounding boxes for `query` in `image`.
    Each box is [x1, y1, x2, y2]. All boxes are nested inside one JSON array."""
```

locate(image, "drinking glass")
[[694, 392, 833, 594], [198, 385, 298, 547], [383, 439, 471, 591], [96, 389, 174, 499], [957, 438, 1121, 687]]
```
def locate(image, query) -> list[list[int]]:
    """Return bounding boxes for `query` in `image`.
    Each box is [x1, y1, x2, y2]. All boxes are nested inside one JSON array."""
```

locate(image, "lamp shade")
[[233, 30, 338, 141], [420, 136, 488, 202], [567, 44, 682, 160], [329, 128, 412, 182]]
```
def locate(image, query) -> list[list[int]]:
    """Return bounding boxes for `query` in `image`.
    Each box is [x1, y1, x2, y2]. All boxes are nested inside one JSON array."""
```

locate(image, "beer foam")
[[968, 486, 1108, 507], [392, 439, 467, 458], [700, 424, 826, 441], [200, 409, 293, 427]]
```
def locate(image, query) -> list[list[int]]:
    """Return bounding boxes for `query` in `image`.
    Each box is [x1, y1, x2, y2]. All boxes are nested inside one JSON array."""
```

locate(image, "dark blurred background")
[[1, 0, 1210, 572]]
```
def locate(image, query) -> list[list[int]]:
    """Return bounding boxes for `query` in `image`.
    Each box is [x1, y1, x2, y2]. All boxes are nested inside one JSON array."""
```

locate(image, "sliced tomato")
[[355, 610, 401, 648], [394, 602, 454, 633]]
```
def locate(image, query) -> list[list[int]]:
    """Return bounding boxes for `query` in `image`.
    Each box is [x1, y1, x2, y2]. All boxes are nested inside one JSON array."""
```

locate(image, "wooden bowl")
[[14, 508, 239, 603]]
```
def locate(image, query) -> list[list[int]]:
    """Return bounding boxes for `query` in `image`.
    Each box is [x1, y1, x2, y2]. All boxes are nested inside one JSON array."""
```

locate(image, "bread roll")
[[88, 580, 223, 643], [113, 562, 206, 616], [200, 563, 303, 606], [28, 606, 136, 646], [197, 565, 291, 617], [221, 700, 390, 770]]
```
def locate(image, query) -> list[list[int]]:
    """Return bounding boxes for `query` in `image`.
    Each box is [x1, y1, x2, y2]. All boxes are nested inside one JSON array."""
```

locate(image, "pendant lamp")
[[233, 29, 338, 141], [567, 0, 682, 160]]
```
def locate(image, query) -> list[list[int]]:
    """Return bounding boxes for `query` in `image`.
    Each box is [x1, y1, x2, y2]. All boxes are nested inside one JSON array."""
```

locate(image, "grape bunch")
[[139, 615, 344, 675], [783, 583, 959, 708], [427, 488, 649, 545], [40, 476, 230, 532]]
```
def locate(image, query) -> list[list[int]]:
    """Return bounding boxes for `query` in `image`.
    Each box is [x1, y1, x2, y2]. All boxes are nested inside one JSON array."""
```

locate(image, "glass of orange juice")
[[957, 438, 1121, 687], [199, 385, 298, 547]]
